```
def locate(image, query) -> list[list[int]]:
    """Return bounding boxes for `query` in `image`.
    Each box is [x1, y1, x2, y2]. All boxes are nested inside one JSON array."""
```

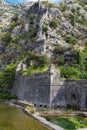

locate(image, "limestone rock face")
[[0, 0, 87, 69]]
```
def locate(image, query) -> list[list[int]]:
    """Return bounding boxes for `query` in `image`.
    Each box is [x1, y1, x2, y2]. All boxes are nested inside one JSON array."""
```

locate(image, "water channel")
[[0, 104, 51, 130]]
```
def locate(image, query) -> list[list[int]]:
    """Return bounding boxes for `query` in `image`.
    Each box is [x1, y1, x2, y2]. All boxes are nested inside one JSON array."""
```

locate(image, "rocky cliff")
[[0, 0, 87, 78]]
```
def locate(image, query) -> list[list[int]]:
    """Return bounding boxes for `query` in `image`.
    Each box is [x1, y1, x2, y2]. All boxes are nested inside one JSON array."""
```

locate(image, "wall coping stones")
[[24, 108, 64, 130]]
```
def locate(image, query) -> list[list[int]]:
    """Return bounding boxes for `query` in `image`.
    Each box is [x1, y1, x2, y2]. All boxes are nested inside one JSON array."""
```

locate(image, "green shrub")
[[43, 26, 48, 32], [59, 3, 67, 12], [45, 115, 87, 130], [57, 56, 65, 66], [49, 20, 57, 29], [0, 64, 16, 100], [26, 52, 48, 68], [68, 14, 76, 21], [53, 46, 65, 54], [76, 51, 86, 71], [0, 93, 17, 100], [29, 28, 37, 38], [80, 71, 87, 79], [59, 66, 80, 79], [1, 32, 12, 43], [43, 1, 54, 8], [64, 36, 77, 44], [71, 8, 76, 13], [10, 21, 17, 30], [54, 56, 65, 66], [79, 0, 87, 7], [75, 13, 87, 26], [22, 66, 48, 75], [70, 20, 75, 26], [12, 37, 20, 44], [0, 64, 16, 91]]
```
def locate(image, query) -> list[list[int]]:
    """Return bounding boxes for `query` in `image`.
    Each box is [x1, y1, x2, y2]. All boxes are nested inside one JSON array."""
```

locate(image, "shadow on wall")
[[51, 79, 87, 109], [85, 91, 87, 108]]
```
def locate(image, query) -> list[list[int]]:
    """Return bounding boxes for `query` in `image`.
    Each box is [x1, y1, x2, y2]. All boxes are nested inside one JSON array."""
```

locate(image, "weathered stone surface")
[[0, 44, 4, 53], [34, 36, 46, 54], [0, 0, 87, 68], [12, 65, 87, 109]]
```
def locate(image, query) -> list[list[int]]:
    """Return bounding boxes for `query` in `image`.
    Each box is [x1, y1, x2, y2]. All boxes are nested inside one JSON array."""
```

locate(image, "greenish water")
[[0, 104, 51, 130], [44, 115, 87, 130]]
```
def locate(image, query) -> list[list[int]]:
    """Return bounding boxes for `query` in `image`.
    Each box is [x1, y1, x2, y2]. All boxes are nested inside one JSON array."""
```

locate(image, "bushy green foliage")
[[26, 52, 48, 68], [80, 71, 87, 79], [10, 21, 18, 30], [49, 20, 57, 29], [68, 12, 87, 26], [22, 66, 48, 75], [76, 13, 87, 26], [12, 37, 20, 44], [29, 27, 38, 40], [57, 56, 65, 66], [53, 46, 87, 79], [0, 64, 16, 100], [1, 32, 12, 43], [76, 51, 87, 71], [0, 64, 16, 93], [56, 49, 87, 79], [0, 93, 17, 100], [53, 56, 65, 66], [43, 1, 54, 8], [43, 26, 48, 32], [53, 46, 65, 54], [64, 35, 77, 44], [79, 0, 87, 7], [59, 3, 67, 12], [59, 66, 80, 79], [71, 8, 76, 13], [45, 115, 87, 130], [68, 14, 76, 21]]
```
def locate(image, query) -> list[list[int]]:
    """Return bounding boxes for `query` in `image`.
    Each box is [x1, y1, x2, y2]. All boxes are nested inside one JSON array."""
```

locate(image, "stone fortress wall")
[[12, 64, 87, 109]]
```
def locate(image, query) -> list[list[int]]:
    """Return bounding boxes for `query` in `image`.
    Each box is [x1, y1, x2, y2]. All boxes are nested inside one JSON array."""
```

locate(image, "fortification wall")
[[50, 79, 87, 109], [12, 71, 51, 107], [12, 65, 87, 109]]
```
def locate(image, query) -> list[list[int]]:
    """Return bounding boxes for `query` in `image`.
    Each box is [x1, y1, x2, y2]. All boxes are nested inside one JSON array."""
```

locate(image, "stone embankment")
[[9, 100, 34, 107], [24, 108, 64, 130], [8, 100, 64, 130], [40, 110, 87, 117], [8, 100, 87, 130]]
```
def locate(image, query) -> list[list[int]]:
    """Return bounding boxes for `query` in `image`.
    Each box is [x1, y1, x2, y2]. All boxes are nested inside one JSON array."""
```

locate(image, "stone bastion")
[[12, 64, 87, 109]]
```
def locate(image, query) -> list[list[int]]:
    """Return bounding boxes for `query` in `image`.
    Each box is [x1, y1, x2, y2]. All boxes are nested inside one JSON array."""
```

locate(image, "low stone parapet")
[[24, 108, 64, 130]]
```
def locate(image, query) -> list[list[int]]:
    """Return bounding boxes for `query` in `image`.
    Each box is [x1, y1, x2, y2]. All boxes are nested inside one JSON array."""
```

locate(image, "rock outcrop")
[[0, 0, 87, 70]]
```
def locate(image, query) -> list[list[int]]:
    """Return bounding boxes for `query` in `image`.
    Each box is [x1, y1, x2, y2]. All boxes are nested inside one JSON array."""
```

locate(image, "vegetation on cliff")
[[0, 0, 87, 99], [0, 64, 17, 100]]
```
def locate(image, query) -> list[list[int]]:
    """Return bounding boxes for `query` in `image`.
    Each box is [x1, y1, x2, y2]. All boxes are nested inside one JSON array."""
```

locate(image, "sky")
[[5, 0, 63, 4]]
